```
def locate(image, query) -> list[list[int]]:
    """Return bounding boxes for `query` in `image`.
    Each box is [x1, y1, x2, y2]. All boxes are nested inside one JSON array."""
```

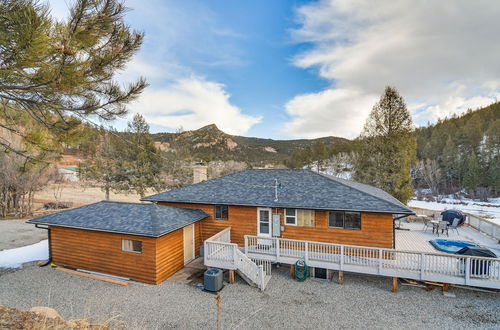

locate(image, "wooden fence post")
[[338, 271, 344, 284], [229, 270, 235, 284], [392, 277, 399, 293]]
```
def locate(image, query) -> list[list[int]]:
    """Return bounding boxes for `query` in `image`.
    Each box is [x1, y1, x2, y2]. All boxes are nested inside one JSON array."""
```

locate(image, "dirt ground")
[[0, 220, 47, 251], [33, 183, 148, 208]]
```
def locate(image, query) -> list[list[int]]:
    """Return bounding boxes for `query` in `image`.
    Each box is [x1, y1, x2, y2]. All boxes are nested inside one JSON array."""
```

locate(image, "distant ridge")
[[151, 124, 347, 164]]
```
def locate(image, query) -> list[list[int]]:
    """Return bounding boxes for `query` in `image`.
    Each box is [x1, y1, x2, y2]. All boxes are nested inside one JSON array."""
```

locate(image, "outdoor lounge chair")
[[448, 218, 460, 236], [437, 220, 449, 237]]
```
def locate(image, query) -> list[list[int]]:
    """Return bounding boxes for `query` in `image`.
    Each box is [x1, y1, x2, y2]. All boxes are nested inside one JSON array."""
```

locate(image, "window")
[[285, 209, 296, 225], [328, 211, 344, 228], [285, 209, 315, 227], [215, 205, 228, 220], [344, 212, 361, 229], [297, 209, 315, 227], [328, 211, 361, 230], [122, 239, 142, 253]]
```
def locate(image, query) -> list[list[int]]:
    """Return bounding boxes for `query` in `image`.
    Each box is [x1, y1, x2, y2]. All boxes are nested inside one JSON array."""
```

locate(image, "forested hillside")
[[415, 102, 499, 198], [283, 101, 499, 199]]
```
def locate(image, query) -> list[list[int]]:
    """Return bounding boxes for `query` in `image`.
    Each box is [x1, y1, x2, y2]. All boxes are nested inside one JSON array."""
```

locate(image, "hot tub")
[[429, 239, 479, 254]]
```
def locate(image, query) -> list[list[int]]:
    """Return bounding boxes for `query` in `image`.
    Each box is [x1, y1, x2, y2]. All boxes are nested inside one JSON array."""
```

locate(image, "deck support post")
[[229, 270, 235, 284], [338, 271, 344, 284], [290, 264, 295, 279], [391, 277, 399, 293], [442, 283, 450, 292]]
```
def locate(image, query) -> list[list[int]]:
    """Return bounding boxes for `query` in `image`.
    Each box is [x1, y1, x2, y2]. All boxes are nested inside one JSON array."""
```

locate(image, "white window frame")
[[257, 207, 272, 237], [285, 208, 297, 226], [122, 239, 142, 254]]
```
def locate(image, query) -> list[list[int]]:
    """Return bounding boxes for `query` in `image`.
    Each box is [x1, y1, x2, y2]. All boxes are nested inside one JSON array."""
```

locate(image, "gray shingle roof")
[[27, 201, 208, 237], [142, 169, 413, 214]]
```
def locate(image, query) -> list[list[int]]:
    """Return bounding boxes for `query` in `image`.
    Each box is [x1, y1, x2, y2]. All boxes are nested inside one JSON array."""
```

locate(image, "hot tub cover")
[[455, 246, 497, 258], [441, 209, 466, 225]]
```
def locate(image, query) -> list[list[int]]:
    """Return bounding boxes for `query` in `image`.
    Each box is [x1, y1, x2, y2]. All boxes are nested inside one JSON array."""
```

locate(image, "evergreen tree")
[[463, 154, 481, 194], [80, 128, 122, 200], [118, 114, 163, 197], [311, 141, 329, 172], [0, 0, 146, 161], [353, 86, 416, 203]]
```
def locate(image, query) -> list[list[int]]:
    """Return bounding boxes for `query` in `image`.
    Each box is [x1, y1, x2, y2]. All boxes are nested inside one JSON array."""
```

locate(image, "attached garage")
[[28, 201, 208, 284]]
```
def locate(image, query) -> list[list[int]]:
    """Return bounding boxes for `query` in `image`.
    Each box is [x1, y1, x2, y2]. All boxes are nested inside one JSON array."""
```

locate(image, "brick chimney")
[[193, 162, 208, 184]]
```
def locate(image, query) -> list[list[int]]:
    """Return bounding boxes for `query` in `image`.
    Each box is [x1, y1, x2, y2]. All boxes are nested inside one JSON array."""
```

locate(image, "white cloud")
[[285, 0, 500, 138], [285, 88, 377, 139], [131, 76, 261, 135]]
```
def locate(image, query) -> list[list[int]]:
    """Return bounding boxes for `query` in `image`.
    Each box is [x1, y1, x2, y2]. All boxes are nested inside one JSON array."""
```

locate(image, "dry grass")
[[0, 305, 111, 329], [33, 184, 149, 208]]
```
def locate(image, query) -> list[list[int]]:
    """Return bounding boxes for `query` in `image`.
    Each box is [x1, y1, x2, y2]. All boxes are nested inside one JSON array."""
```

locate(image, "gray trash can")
[[204, 268, 223, 292]]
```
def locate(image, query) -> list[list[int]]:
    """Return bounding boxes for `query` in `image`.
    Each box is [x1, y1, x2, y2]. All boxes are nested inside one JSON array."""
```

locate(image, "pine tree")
[[0, 0, 147, 161], [463, 154, 481, 195], [79, 128, 123, 200], [311, 141, 329, 172], [118, 114, 163, 197], [353, 86, 416, 203]]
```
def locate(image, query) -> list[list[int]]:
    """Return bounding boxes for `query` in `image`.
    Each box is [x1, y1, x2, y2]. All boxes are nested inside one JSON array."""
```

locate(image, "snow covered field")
[[409, 198, 500, 225], [0, 240, 48, 268]]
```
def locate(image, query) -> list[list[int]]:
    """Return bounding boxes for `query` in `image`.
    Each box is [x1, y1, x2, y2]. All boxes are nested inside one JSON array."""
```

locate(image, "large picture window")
[[285, 209, 315, 227], [328, 211, 361, 230], [215, 205, 228, 220]]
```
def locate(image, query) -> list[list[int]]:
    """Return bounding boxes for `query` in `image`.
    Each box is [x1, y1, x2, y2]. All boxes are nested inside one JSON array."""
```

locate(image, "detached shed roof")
[[28, 201, 208, 237], [142, 169, 413, 214]]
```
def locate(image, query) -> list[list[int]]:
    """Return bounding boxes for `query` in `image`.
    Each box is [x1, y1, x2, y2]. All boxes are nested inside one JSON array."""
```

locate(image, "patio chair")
[[423, 218, 434, 232], [437, 220, 449, 237], [448, 218, 460, 236]]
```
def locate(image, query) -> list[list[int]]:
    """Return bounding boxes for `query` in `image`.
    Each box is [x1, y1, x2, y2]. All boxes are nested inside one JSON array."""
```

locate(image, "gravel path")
[[0, 264, 498, 329], [0, 220, 47, 251]]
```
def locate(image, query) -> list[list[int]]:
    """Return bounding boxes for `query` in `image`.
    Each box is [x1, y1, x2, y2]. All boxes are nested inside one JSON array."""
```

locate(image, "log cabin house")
[[29, 169, 414, 286]]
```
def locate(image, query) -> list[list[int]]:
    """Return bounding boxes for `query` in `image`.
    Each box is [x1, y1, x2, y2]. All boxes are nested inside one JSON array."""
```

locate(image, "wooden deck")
[[395, 222, 500, 254], [205, 225, 500, 290]]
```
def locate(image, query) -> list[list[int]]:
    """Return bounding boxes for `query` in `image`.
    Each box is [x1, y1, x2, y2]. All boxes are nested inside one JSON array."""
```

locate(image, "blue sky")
[[50, 0, 500, 139]]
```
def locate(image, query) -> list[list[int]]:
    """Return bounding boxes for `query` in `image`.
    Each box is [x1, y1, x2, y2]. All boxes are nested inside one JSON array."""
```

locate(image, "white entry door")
[[257, 208, 272, 237]]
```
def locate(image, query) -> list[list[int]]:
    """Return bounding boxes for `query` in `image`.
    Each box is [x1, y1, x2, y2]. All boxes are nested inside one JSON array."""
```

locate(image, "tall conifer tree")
[[354, 86, 416, 203]]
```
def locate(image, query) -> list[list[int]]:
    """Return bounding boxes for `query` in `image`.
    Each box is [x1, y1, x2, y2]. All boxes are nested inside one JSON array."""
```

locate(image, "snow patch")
[[0, 240, 49, 268], [408, 199, 500, 226]]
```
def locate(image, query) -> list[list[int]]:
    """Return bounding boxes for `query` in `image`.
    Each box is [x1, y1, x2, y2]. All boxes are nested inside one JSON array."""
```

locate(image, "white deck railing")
[[245, 235, 500, 289], [204, 228, 270, 290], [466, 214, 500, 241]]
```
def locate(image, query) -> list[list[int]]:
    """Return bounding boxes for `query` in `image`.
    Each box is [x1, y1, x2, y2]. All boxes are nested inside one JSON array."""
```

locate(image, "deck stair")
[[204, 228, 271, 290]]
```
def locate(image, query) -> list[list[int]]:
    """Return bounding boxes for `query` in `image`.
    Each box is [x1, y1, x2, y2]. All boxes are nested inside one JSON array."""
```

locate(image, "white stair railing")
[[204, 227, 270, 290]]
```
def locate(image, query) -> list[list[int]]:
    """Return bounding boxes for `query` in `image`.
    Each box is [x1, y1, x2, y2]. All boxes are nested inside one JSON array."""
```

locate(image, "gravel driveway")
[[0, 220, 47, 251], [0, 264, 498, 329]]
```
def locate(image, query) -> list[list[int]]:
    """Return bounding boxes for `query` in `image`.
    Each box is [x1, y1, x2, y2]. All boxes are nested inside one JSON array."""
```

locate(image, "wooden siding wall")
[[50, 223, 203, 284], [155, 222, 202, 284], [158, 202, 256, 246], [277, 210, 394, 248], [159, 202, 394, 248], [50, 227, 157, 284]]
